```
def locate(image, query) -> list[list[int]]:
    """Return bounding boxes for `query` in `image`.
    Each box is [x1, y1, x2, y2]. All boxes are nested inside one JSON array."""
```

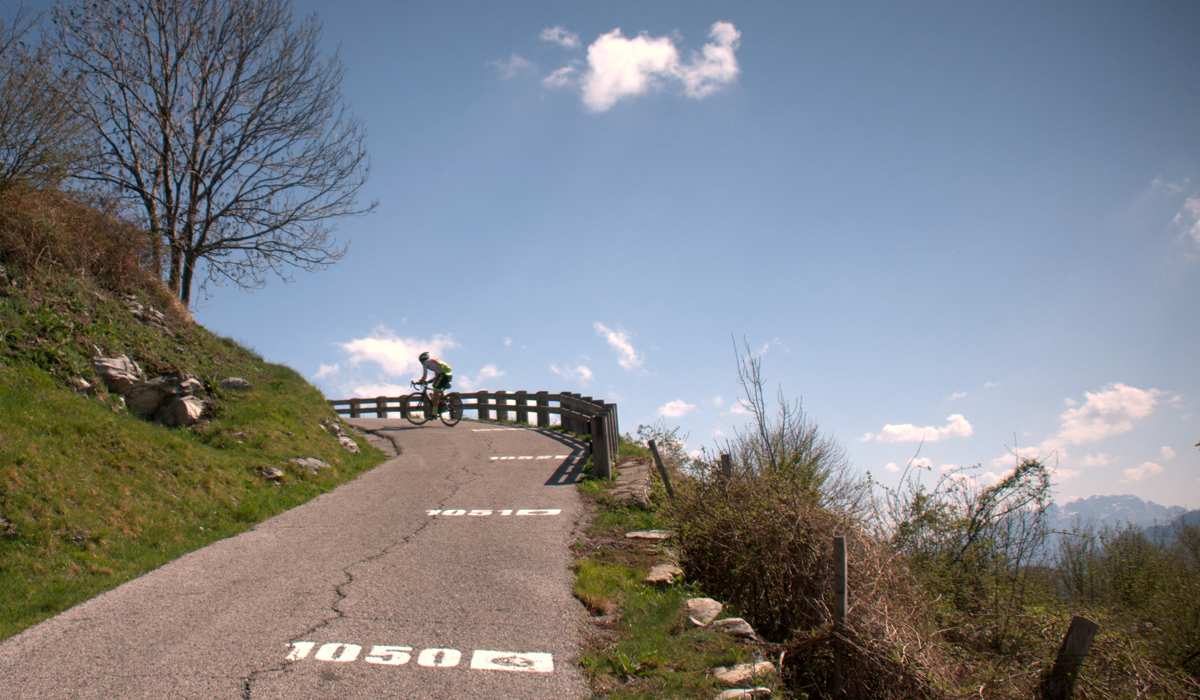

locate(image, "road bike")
[[404, 380, 463, 427]]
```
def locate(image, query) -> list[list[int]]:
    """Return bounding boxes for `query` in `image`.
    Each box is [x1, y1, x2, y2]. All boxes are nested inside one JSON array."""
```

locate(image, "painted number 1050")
[[286, 642, 554, 673]]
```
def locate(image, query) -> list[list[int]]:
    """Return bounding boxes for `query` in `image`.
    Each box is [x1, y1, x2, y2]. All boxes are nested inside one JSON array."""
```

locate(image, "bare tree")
[[0, 6, 89, 187], [53, 0, 375, 305]]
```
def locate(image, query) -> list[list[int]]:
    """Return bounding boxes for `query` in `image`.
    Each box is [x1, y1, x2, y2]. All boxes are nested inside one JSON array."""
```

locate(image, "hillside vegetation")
[[574, 352, 1200, 699], [0, 184, 387, 640]]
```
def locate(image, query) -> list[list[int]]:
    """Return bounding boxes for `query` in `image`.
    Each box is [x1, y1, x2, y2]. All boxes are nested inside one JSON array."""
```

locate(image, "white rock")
[[260, 466, 284, 479], [715, 687, 773, 699], [220, 377, 253, 391], [337, 435, 360, 453], [289, 457, 332, 474], [687, 598, 723, 626], [644, 564, 682, 584], [712, 617, 758, 641], [125, 383, 166, 417], [91, 355, 142, 394], [714, 662, 775, 685], [156, 396, 205, 427], [625, 530, 673, 540]]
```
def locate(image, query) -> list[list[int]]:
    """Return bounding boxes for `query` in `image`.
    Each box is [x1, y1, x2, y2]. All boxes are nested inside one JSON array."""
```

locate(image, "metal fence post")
[[833, 535, 847, 699], [647, 439, 676, 500], [1040, 616, 1100, 700]]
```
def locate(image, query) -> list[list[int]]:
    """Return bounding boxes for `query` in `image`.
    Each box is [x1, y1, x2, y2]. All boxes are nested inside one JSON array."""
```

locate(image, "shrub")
[[0, 184, 159, 295]]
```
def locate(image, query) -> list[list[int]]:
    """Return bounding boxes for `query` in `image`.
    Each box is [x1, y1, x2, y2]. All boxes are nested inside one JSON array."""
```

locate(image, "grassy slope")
[[0, 271, 386, 641]]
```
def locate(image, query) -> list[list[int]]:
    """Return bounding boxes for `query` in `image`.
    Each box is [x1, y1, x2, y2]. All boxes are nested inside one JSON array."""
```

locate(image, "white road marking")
[[426, 509, 561, 517], [287, 643, 553, 673], [489, 454, 577, 461], [470, 650, 554, 673], [471, 428, 527, 432]]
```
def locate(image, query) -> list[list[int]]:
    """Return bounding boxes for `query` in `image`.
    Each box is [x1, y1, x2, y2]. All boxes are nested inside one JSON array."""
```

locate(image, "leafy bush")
[[663, 341, 943, 698], [1057, 520, 1200, 679]]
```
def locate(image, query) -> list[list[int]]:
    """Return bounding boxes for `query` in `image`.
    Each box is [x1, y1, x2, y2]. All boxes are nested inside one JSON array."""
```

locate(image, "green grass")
[[0, 273, 387, 641], [575, 561, 755, 698], [574, 470, 764, 698]]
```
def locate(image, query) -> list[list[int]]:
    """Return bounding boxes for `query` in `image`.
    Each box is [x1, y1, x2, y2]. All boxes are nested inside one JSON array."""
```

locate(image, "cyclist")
[[417, 351, 452, 413]]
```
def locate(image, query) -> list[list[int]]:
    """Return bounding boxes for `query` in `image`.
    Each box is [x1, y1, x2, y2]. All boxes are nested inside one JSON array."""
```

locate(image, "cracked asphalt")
[[0, 419, 592, 699]]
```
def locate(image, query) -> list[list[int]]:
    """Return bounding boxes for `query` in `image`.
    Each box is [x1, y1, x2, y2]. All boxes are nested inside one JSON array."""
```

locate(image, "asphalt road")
[[0, 419, 592, 699]]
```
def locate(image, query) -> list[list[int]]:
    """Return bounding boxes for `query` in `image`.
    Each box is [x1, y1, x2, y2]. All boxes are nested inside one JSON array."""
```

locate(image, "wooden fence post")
[[495, 390, 508, 422], [535, 391, 549, 427], [591, 413, 610, 479], [647, 439, 676, 500], [833, 535, 847, 699], [349, 398, 361, 418], [1040, 616, 1100, 700], [720, 453, 732, 480], [476, 391, 489, 421], [515, 391, 528, 424], [376, 396, 387, 418]]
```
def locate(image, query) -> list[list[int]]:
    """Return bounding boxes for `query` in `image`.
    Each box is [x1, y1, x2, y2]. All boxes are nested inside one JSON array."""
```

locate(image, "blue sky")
[[55, 1, 1200, 507]]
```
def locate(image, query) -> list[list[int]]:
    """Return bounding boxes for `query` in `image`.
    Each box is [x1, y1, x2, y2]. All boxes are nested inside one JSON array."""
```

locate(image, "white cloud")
[[727, 403, 752, 415], [350, 382, 409, 398], [984, 381, 1000, 389], [1121, 461, 1163, 483], [1152, 176, 1187, 196], [1161, 446, 1177, 461], [1169, 194, 1200, 249], [1056, 383, 1162, 444], [1078, 453, 1113, 468], [658, 399, 696, 418], [989, 445, 1047, 471], [594, 322, 644, 370], [947, 391, 968, 401], [488, 53, 534, 79], [550, 363, 593, 385], [478, 364, 504, 381], [884, 462, 901, 473], [543, 63, 580, 88], [565, 22, 740, 112], [314, 363, 340, 380], [712, 395, 724, 407], [540, 26, 580, 49], [504, 337, 513, 347], [340, 328, 458, 378], [677, 21, 741, 99], [862, 414, 973, 443]]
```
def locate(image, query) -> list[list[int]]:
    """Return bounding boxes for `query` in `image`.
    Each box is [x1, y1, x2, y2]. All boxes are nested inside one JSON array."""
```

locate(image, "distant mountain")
[[1048, 494, 1186, 532], [1145, 509, 1200, 543]]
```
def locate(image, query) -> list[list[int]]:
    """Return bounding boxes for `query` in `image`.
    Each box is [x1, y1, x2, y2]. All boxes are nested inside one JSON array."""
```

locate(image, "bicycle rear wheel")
[[404, 393, 431, 425], [440, 393, 463, 426]]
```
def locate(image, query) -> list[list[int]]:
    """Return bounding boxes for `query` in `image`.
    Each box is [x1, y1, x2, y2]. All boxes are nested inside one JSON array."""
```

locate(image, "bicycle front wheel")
[[440, 393, 463, 426], [404, 393, 431, 425]]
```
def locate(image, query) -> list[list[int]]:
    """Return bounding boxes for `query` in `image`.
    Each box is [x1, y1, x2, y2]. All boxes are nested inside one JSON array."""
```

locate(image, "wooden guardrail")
[[327, 391, 619, 479]]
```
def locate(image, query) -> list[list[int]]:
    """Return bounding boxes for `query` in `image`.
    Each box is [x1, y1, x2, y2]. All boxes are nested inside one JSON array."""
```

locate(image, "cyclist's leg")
[[432, 374, 450, 410]]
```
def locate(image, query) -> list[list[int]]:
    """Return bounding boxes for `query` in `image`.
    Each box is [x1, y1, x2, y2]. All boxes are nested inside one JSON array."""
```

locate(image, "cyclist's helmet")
[[419, 351, 430, 362]]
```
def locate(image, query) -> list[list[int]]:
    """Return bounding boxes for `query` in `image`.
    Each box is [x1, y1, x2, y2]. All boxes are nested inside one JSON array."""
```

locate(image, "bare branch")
[[53, 0, 376, 305]]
